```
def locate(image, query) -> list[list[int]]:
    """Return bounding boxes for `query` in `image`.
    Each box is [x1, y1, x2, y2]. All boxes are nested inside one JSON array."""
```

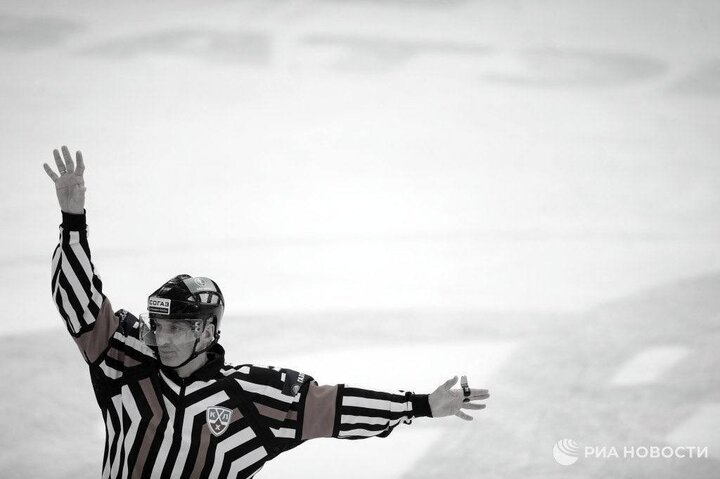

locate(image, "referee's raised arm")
[[45, 146, 115, 364]]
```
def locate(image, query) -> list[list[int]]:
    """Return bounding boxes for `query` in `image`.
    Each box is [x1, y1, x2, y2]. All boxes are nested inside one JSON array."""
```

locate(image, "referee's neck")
[[174, 352, 209, 379]]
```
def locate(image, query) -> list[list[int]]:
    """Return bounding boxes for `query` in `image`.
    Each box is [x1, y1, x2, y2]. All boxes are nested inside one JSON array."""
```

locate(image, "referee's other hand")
[[428, 376, 489, 421]]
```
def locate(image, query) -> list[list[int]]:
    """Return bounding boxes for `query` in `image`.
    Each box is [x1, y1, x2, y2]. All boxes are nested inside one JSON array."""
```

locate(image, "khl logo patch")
[[206, 406, 233, 437]]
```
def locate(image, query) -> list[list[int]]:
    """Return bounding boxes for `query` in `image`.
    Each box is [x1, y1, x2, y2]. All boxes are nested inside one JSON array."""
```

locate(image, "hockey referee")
[[44, 145, 490, 479]]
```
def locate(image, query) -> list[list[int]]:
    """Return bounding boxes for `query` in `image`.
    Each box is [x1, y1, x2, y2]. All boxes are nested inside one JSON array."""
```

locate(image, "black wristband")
[[410, 393, 432, 418], [61, 210, 87, 231]]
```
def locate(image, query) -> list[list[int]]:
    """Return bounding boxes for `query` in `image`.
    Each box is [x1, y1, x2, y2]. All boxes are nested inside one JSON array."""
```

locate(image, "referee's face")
[[154, 319, 214, 367]]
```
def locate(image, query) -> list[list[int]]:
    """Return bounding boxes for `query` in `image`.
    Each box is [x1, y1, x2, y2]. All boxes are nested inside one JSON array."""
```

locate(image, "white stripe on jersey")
[[235, 379, 293, 404], [109, 395, 123, 479], [342, 395, 409, 413], [99, 359, 122, 380], [61, 258, 96, 328], [184, 378, 219, 396], [159, 371, 181, 395], [170, 391, 229, 479], [116, 333, 156, 359], [208, 426, 258, 479], [102, 406, 116, 479], [337, 419, 404, 438], [69, 230, 80, 245], [270, 427, 295, 439], [58, 281, 81, 334], [68, 238, 104, 310], [150, 396, 176, 479], [341, 414, 397, 426], [226, 446, 267, 479], [51, 246, 61, 286], [121, 386, 141, 479]]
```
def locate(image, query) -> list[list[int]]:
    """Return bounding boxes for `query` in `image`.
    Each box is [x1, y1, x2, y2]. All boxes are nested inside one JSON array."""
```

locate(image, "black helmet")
[[147, 274, 224, 330]]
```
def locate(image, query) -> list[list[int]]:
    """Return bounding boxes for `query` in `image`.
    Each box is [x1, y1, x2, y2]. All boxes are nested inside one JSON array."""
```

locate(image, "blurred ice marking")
[[301, 34, 491, 71], [670, 60, 720, 97], [610, 346, 689, 386], [666, 403, 720, 453], [484, 47, 665, 87], [83, 30, 270, 65], [0, 14, 82, 50]]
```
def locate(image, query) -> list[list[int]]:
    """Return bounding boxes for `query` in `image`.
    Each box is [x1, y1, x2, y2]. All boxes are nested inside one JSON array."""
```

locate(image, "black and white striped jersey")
[[50, 211, 432, 479]]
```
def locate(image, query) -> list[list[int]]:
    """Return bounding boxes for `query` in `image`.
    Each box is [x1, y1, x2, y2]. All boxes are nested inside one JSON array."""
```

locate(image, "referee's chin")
[[158, 350, 185, 368]]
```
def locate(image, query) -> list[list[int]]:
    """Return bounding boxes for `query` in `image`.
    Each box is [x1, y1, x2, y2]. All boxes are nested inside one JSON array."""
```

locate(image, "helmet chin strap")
[[168, 332, 220, 369]]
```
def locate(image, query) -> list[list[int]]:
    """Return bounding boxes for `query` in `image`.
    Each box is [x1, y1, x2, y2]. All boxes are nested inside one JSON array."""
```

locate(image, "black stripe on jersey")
[[184, 381, 225, 405], [332, 384, 345, 438], [78, 232, 105, 298], [107, 336, 152, 366], [101, 408, 110, 474], [143, 385, 172, 477], [198, 413, 259, 478], [125, 381, 153, 476], [337, 421, 394, 434], [340, 405, 410, 422], [57, 273, 88, 332], [179, 394, 235, 478], [104, 401, 122, 477], [158, 376, 182, 404], [217, 435, 268, 479], [51, 245, 61, 290], [116, 407, 130, 479], [61, 235, 100, 318], [294, 380, 310, 440], [104, 353, 125, 373], [54, 288, 73, 334], [179, 402, 214, 478], [342, 387, 407, 403], [240, 365, 285, 389], [161, 389, 187, 478], [248, 393, 296, 415], [92, 273, 104, 302], [227, 380, 279, 454]]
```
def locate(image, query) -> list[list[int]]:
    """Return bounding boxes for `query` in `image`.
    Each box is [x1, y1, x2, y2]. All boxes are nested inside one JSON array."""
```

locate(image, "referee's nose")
[[155, 332, 173, 347]]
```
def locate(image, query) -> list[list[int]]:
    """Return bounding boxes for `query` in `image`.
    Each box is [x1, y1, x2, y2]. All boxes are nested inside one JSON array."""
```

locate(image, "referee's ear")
[[201, 323, 216, 345]]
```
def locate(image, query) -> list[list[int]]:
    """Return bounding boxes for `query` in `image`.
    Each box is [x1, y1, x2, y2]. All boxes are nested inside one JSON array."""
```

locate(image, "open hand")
[[428, 375, 489, 421], [43, 145, 86, 214]]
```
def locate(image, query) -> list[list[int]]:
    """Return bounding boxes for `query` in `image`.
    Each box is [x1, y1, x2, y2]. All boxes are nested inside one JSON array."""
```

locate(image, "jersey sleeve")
[[51, 211, 156, 383], [303, 383, 432, 440], [235, 364, 432, 455]]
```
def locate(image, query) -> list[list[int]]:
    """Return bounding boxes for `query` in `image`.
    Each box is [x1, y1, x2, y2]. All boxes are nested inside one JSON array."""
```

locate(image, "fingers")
[[467, 392, 490, 401], [53, 149, 66, 174], [455, 411, 473, 421], [43, 163, 59, 182], [443, 376, 458, 390], [61, 145, 75, 174], [75, 150, 85, 176], [461, 402, 486, 410]]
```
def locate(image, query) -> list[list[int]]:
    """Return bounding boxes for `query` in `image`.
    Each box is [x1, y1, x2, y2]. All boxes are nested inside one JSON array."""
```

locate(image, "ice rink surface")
[[1, 0, 719, 477]]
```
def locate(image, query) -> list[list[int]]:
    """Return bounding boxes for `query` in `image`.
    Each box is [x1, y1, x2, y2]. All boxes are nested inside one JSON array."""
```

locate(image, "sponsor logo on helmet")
[[184, 277, 217, 294], [206, 406, 233, 437], [148, 297, 171, 315]]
